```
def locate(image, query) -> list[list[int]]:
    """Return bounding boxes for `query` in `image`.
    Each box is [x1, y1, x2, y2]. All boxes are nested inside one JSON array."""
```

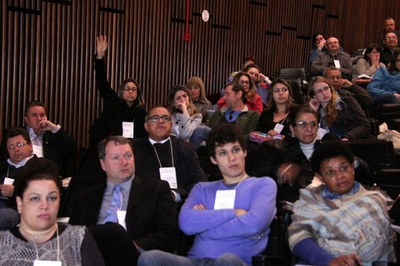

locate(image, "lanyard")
[[151, 139, 175, 168]]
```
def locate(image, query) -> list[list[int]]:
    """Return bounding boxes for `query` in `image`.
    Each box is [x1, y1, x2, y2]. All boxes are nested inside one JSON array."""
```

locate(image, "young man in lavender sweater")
[[138, 124, 277, 266]]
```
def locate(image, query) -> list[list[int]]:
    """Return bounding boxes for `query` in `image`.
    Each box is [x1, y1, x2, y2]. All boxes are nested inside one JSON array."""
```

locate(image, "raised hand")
[[96, 35, 108, 59]]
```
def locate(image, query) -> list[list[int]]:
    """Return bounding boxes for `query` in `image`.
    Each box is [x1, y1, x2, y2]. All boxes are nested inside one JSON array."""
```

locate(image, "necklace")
[[19, 223, 57, 244]]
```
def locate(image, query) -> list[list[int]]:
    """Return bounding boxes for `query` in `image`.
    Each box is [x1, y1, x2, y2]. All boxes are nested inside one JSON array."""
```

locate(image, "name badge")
[[32, 145, 44, 158], [214, 190, 236, 210], [316, 128, 328, 140], [333, 59, 341, 68], [122, 122, 134, 139], [117, 210, 127, 230], [159, 167, 178, 189], [34, 260, 62, 266], [273, 123, 284, 134], [3, 177, 14, 185]]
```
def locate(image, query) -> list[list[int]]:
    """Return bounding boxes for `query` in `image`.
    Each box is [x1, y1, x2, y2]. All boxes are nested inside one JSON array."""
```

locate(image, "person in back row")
[[132, 106, 207, 201], [138, 124, 277, 266]]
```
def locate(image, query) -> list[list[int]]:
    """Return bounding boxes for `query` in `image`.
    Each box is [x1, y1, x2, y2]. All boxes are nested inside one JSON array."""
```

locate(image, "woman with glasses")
[[288, 142, 395, 265], [256, 78, 297, 137], [167, 86, 202, 143], [90, 35, 147, 148], [308, 76, 370, 140], [367, 48, 400, 104], [217, 72, 263, 113], [354, 43, 385, 78]]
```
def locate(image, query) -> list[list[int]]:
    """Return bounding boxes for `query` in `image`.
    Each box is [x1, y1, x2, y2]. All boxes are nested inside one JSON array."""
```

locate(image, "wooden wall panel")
[[2, 0, 400, 150]]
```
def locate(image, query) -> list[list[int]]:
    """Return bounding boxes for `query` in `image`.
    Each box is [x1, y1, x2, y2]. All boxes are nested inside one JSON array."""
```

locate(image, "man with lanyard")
[[208, 83, 259, 139], [132, 106, 207, 202], [0, 127, 57, 229], [137, 124, 277, 266], [70, 135, 178, 265], [22, 101, 76, 177]]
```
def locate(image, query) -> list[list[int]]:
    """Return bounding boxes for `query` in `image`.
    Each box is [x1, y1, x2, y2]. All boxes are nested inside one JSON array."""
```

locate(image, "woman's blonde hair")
[[308, 76, 339, 126]]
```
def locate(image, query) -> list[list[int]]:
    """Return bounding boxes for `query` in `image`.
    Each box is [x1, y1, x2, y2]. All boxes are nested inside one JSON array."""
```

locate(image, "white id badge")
[[3, 177, 14, 185], [316, 128, 328, 140], [333, 60, 341, 68], [32, 145, 44, 158], [159, 167, 178, 189], [273, 123, 284, 134], [34, 260, 62, 266], [122, 122, 134, 138], [117, 210, 127, 230], [214, 190, 236, 210]]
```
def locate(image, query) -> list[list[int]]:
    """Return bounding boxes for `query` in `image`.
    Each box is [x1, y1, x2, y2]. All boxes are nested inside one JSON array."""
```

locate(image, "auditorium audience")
[[218, 72, 263, 113], [381, 31, 400, 66], [90, 35, 147, 147], [310, 37, 353, 80], [168, 86, 202, 143], [0, 170, 104, 265], [186, 77, 212, 121], [243, 63, 271, 105], [138, 124, 277, 266], [367, 48, 400, 104], [309, 32, 327, 65], [0, 102, 75, 178], [70, 136, 178, 265], [0, 127, 58, 230], [132, 106, 207, 201], [210, 83, 259, 138], [354, 43, 385, 78], [308, 76, 370, 140], [256, 78, 297, 137], [289, 142, 395, 266], [378, 17, 400, 47], [323, 67, 373, 110]]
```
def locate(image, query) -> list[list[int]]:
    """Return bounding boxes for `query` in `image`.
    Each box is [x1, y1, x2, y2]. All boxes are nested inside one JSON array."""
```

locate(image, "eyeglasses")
[[295, 121, 318, 129], [123, 87, 137, 92], [314, 86, 330, 94], [239, 80, 250, 85], [386, 36, 397, 40], [322, 164, 352, 179], [326, 76, 341, 80], [8, 142, 28, 150], [146, 115, 172, 123], [273, 87, 288, 93]]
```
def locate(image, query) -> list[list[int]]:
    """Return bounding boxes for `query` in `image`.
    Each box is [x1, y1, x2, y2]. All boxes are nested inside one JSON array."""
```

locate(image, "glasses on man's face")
[[314, 86, 330, 94], [273, 87, 288, 93], [326, 76, 341, 80], [321, 164, 352, 179], [146, 115, 172, 123], [123, 87, 137, 92], [295, 121, 318, 129], [8, 142, 28, 150], [386, 36, 397, 40]]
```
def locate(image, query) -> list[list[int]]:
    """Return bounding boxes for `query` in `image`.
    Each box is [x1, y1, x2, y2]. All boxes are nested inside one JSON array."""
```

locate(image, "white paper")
[[122, 122, 134, 139], [3, 177, 14, 185]]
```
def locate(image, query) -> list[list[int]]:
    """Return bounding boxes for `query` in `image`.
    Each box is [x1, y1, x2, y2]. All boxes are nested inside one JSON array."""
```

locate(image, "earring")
[[18, 210, 21, 214]]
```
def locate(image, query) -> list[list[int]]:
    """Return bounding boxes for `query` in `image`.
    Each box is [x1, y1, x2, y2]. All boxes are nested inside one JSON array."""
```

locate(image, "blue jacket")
[[367, 67, 400, 98]]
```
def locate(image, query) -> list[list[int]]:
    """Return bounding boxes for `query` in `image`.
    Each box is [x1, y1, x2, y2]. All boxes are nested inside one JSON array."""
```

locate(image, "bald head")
[[326, 37, 340, 55]]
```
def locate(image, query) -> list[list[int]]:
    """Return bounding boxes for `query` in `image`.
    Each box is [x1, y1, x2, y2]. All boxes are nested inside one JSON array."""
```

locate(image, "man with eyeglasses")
[[0, 127, 57, 230], [323, 67, 373, 110], [381, 31, 399, 66], [378, 17, 400, 47], [310, 37, 353, 80], [132, 106, 207, 202]]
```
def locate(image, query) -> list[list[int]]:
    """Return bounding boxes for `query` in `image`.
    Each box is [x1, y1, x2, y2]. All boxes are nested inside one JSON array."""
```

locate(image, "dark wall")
[[0, 0, 396, 148]]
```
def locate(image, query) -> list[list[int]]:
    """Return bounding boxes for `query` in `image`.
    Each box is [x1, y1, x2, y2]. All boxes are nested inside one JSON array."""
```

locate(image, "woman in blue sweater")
[[367, 48, 400, 104]]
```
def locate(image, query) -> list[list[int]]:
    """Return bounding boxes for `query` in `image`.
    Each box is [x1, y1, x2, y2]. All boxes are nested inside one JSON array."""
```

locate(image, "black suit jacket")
[[131, 137, 207, 199], [0, 128, 76, 177], [69, 176, 178, 252]]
